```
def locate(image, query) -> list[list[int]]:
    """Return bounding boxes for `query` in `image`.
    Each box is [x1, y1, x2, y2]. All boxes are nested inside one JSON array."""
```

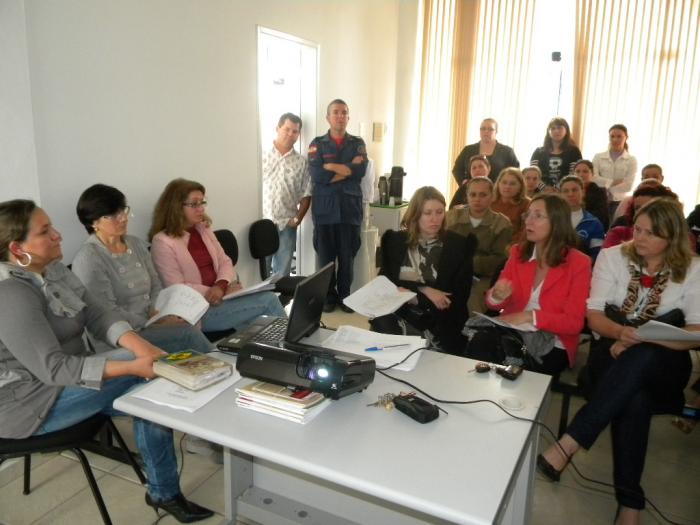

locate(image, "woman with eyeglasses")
[[72, 184, 213, 355], [0, 199, 213, 522], [452, 118, 520, 186], [149, 178, 285, 333], [538, 199, 700, 525], [479, 193, 591, 375], [530, 117, 582, 190], [449, 154, 493, 209]]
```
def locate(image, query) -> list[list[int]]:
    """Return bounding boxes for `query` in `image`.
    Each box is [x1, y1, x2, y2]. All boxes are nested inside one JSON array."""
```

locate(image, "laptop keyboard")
[[250, 318, 289, 345]]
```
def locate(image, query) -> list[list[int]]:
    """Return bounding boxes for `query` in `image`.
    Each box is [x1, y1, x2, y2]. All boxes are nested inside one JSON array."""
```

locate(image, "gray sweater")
[[72, 234, 162, 330], [0, 262, 131, 438]]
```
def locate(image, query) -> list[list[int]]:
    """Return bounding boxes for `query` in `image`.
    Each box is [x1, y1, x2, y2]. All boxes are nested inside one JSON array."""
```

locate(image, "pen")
[[364, 344, 410, 352]]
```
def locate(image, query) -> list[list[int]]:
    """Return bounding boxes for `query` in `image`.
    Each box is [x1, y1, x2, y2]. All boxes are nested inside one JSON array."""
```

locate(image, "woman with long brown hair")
[[530, 117, 582, 190], [474, 193, 592, 375], [371, 186, 476, 352]]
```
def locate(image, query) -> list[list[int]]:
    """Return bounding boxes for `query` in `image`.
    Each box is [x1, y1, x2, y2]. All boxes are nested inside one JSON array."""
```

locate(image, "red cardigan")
[[486, 244, 591, 367]]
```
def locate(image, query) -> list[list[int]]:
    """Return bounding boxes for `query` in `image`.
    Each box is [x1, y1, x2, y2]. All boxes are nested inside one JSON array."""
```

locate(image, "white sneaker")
[[184, 435, 223, 464]]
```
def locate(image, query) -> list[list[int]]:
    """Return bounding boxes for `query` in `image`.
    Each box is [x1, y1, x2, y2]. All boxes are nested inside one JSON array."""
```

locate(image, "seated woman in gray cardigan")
[[72, 184, 212, 355], [0, 199, 213, 522]]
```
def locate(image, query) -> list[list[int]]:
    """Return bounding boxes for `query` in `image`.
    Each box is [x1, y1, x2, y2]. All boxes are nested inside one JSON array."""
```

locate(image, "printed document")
[[472, 312, 536, 332], [342, 276, 416, 318], [635, 321, 700, 342], [145, 284, 209, 327], [223, 273, 281, 301], [132, 370, 241, 412], [322, 325, 424, 371]]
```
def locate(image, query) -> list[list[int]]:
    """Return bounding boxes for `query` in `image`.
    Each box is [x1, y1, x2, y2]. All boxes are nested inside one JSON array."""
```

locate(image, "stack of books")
[[153, 350, 233, 390], [235, 381, 330, 424]]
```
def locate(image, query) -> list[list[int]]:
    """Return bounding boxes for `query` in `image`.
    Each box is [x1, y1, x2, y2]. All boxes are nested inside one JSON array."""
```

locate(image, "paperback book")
[[235, 381, 330, 424], [153, 350, 233, 391]]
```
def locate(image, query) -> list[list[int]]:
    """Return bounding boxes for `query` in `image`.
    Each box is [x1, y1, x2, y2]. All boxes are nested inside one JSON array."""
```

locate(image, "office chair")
[[200, 229, 241, 342], [248, 219, 305, 305], [0, 414, 145, 525]]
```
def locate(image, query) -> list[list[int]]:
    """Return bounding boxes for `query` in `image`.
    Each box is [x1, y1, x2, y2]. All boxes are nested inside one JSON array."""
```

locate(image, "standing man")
[[262, 112, 312, 276], [309, 99, 368, 312]]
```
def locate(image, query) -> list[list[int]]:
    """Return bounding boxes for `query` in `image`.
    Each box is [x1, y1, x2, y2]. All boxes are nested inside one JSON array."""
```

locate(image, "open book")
[[145, 284, 209, 327]]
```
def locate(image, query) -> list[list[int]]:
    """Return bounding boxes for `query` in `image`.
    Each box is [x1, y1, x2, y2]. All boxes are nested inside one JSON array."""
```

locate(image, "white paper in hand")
[[145, 284, 209, 327], [342, 276, 416, 318], [635, 320, 700, 342]]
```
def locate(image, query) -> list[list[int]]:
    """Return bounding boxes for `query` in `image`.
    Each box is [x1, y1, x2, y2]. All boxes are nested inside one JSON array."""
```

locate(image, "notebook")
[[216, 262, 334, 353]]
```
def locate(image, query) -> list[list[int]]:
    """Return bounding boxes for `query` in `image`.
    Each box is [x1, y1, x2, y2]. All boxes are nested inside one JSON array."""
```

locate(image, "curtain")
[[409, 0, 458, 199], [573, 0, 700, 208]]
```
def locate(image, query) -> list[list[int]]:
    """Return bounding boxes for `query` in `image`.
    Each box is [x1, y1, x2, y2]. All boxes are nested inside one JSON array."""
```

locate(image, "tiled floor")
[[1, 310, 698, 525]]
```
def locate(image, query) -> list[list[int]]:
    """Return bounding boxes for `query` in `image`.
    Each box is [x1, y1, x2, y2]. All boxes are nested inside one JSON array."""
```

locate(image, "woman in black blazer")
[[370, 186, 476, 353]]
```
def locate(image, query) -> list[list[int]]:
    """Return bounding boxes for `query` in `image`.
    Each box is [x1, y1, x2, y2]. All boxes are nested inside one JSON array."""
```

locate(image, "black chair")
[[248, 219, 306, 305], [202, 229, 241, 342], [0, 414, 146, 525]]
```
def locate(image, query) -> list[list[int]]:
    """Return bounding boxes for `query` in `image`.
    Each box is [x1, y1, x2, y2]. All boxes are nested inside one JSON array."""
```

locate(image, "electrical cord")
[[377, 367, 690, 525]]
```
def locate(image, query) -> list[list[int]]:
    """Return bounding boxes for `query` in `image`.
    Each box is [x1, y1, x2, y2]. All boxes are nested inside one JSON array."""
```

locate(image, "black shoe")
[[536, 453, 563, 482], [339, 303, 354, 314], [323, 301, 337, 313], [145, 492, 214, 523]]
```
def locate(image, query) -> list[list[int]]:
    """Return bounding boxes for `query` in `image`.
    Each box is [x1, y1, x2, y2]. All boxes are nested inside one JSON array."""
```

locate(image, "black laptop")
[[216, 262, 334, 353]]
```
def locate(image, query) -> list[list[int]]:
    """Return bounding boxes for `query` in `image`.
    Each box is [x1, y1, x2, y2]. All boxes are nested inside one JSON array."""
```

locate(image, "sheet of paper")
[[321, 325, 424, 372], [635, 320, 700, 342], [342, 276, 416, 318], [472, 312, 536, 332], [223, 273, 281, 301], [131, 370, 241, 412], [145, 284, 209, 327]]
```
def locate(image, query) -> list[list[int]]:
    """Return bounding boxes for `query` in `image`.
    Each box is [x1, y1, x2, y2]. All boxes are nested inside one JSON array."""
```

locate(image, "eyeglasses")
[[102, 206, 131, 221], [522, 211, 549, 221], [183, 200, 208, 209], [480, 127, 496, 132]]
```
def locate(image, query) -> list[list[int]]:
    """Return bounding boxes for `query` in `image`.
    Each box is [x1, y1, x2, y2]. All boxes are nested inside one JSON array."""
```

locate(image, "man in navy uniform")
[[308, 99, 368, 312]]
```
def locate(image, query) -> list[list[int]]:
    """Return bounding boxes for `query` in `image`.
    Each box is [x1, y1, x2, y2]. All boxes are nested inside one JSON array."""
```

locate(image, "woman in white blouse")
[[592, 124, 638, 218], [537, 198, 700, 525]]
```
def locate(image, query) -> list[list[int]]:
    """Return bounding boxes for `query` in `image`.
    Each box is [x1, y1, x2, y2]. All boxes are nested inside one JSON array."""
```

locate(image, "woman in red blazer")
[[485, 193, 592, 374]]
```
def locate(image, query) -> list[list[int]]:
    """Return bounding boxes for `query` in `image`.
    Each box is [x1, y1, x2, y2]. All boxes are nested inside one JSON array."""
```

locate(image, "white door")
[[257, 27, 318, 276]]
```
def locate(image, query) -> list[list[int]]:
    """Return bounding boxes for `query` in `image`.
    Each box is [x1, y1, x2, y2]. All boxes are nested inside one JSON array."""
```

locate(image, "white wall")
[[17, 0, 402, 282], [0, 0, 40, 202]]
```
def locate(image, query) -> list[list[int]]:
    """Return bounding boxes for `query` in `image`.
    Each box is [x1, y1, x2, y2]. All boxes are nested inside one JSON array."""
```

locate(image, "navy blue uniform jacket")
[[308, 131, 368, 226]]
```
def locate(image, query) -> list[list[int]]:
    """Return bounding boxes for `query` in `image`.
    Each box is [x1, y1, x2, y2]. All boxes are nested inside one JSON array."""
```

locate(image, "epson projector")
[[236, 342, 376, 399]]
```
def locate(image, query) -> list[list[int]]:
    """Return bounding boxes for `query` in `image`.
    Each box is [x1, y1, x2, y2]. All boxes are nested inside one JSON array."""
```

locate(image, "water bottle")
[[378, 176, 389, 205]]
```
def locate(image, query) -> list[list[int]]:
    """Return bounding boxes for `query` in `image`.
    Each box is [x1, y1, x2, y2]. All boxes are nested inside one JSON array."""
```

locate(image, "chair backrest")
[[214, 229, 238, 265], [248, 219, 279, 279]]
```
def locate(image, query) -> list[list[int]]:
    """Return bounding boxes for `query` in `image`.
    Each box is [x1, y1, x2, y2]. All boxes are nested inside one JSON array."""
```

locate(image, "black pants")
[[313, 223, 361, 302], [566, 343, 691, 509]]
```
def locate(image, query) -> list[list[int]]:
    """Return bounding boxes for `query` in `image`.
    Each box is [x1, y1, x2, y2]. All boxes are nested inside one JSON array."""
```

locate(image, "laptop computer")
[[216, 262, 334, 353]]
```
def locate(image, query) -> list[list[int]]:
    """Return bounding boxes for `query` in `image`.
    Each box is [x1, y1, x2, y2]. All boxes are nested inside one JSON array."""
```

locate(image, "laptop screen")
[[284, 262, 334, 343]]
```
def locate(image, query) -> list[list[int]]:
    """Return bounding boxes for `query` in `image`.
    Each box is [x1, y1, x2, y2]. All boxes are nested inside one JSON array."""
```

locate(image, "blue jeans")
[[313, 223, 361, 302], [35, 351, 181, 502], [567, 343, 691, 509], [139, 323, 214, 354], [271, 226, 297, 277], [200, 291, 286, 332]]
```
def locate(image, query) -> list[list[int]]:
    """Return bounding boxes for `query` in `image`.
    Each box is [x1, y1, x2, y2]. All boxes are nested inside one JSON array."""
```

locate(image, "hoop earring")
[[16, 251, 32, 268]]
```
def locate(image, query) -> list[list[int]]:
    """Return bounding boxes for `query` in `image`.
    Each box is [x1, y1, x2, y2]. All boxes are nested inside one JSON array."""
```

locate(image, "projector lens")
[[316, 367, 329, 379]]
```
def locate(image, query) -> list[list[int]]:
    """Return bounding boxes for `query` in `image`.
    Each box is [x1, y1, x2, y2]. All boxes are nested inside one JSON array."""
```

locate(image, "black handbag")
[[462, 324, 529, 365]]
